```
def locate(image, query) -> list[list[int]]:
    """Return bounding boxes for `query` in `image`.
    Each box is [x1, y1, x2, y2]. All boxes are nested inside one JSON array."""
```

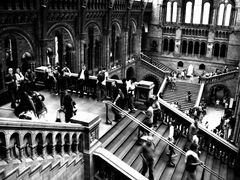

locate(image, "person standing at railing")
[[185, 143, 203, 180], [185, 117, 199, 151], [140, 136, 155, 180], [111, 81, 123, 122], [127, 77, 137, 112], [77, 64, 89, 98], [152, 95, 161, 128], [5, 68, 17, 108]]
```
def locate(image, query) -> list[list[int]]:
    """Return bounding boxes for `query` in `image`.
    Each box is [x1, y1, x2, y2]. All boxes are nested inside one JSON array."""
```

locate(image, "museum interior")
[[0, 0, 240, 179]]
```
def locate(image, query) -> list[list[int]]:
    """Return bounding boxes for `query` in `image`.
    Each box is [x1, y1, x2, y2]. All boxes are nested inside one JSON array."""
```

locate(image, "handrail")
[[140, 54, 170, 76], [157, 77, 168, 97], [94, 147, 148, 180], [201, 70, 238, 84], [104, 101, 225, 180], [194, 82, 205, 107]]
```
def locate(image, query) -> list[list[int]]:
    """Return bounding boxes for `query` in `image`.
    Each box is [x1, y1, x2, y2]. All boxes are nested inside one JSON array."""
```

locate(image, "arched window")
[[193, 0, 202, 24], [169, 39, 175, 52], [182, 40, 187, 54], [185, 2, 192, 23], [194, 41, 200, 55], [172, 2, 178, 22], [188, 41, 193, 55], [217, 4, 225, 26], [202, 2, 210, 25], [163, 39, 169, 51], [199, 64, 205, 70], [220, 44, 227, 58], [213, 43, 220, 57], [166, 2, 172, 22], [224, 4, 232, 26], [178, 61, 184, 67]]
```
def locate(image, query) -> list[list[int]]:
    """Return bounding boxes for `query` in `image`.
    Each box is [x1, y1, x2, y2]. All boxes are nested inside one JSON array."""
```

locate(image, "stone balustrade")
[[201, 70, 238, 84], [158, 98, 238, 168], [0, 118, 86, 163]]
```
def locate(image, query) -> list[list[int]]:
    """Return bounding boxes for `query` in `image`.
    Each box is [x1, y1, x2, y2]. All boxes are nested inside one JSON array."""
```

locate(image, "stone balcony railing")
[[201, 70, 239, 84], [158, 98, 239, 168]]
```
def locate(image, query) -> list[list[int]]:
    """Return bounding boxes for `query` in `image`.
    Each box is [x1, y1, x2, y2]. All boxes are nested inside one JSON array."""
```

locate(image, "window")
[[166, 2, 172, 22], [166, 1, 178, 23], [193, 0, 202, 24], [224, 4, 232, 26], [202, 2, 210, 25], [217, 2, 232, 26], [185, 2, 192, 23], [172, 2, 177, 22]]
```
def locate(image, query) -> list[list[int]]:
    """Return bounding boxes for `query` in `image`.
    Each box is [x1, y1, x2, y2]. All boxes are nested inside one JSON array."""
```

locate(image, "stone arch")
[[35, 133, 43, 156], [178, 61, 184, 67], [142, 74, 161, 95], [46, 133, 53, 155], [71, 133, 77, 153], [84, 22, 102, 72], [126, 67, 135, 80], [199, 64, 206, 70], [64, 133, 70, 154], [55, 133, 62, 155], [78, 134, 83, 153], [10, 132, 20, 159], [111, 21, 122, 64], [209, 84, 231, 105], [23, 133, 32, 158], [111, 75, 120, 80]]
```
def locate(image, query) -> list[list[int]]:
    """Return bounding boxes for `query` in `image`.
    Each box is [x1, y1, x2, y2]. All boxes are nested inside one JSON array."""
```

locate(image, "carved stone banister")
[[94, 147, 148, 180], [201, 70, 238, 84], [140, 54, 169, 78], [158, 98, 238, 167]]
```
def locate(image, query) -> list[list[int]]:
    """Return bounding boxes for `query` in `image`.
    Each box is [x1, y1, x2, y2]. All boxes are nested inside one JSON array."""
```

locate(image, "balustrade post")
[[5, 147, 12, 163], [70, 112, 101, 180]]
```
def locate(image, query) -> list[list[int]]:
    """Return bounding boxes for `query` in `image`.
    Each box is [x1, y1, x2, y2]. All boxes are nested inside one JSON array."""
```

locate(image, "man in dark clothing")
[[120, 78, 128, 110], [63, 91, 75, 123], [140, 137, 155, 180], [24, 68, 36, 92], [5, 68, 17, 108], [111, 81, 122, 122], [77, 64, 89, 97]]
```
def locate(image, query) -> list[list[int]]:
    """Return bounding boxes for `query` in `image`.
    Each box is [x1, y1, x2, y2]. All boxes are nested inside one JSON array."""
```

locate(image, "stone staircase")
[[162, 81, 200, 112], [0, 154, 83, 180], [99, 110, 238, 180]]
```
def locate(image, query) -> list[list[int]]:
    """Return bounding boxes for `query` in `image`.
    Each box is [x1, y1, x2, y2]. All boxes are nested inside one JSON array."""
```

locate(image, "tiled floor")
[[0, 90, 115, 138]]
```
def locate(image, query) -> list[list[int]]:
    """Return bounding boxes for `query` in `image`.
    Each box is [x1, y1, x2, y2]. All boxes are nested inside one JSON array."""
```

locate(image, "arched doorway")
[[111, 75, 119, 80], [143, 74, 160, 95], [126, 67, 134, 80], [209, 84, 231, 105]]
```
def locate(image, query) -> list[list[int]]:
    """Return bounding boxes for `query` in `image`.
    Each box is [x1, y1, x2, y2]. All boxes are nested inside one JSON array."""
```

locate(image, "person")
[[119, 78, 128, 110], [96, 68, 108, 101], [63, 90, 75, 123], [152, 95, 161, 127], [45, 65, 56, 93], [185, 143, 203, 180], [187, 91, 192, 102], [138, 100, 154, 139], [32, 92, 47, 120], [5, 68, 17, 108], [185, 117, 199, 151], [77, 64, 89, 97], [24, 68, 36, 92], [111, 81, 124, 122], [15, 67, 24, 101], [140, 137, 155, 180], [62, 62, 71, 89], [127, 78, 137, 112], [53, 62, 61, 95]]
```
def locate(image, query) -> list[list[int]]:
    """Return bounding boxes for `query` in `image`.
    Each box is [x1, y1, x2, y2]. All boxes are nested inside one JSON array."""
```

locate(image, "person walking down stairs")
[[140, 137, 155, 180]]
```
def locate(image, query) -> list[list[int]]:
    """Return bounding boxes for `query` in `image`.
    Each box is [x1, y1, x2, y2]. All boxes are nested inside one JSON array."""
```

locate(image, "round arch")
[[126, 67, 135, 80], [111, 75, 120, 80], [209, 84, 231, 105]]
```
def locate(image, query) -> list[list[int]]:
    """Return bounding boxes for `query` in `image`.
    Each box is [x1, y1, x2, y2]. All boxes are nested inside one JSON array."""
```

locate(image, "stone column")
[[70, 112, 102, 180], [121, 31, 128, 78]]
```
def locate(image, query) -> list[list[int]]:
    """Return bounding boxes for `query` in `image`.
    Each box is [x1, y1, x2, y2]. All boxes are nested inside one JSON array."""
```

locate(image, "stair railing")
[[201, 70, 238, 84], [104, 101, 226, 180], [140, 53, 170, 77]]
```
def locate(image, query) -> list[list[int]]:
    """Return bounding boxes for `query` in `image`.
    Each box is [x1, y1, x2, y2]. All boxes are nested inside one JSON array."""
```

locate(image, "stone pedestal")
[[71, 112, 102, 180], [135, 80, 155, 103]]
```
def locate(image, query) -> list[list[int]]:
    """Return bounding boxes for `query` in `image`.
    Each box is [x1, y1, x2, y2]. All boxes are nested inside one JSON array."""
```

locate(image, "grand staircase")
[[163, 81, 200, 112], [99, 110, 238, 180]]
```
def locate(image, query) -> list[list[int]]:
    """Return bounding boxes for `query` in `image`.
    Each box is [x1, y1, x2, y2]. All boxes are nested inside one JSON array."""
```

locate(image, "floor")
[[0, 90, 115, 138], [201, 106, 225, 131], [0, 89, 225, 137]]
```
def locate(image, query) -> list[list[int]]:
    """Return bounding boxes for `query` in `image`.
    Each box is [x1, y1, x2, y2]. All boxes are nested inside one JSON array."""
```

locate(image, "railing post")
[[105, 102, 112, 124], [70, 112, 102, 180]]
